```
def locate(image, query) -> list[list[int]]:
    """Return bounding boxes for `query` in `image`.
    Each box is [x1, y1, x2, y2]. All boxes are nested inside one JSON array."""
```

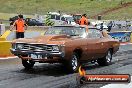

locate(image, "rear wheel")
[[22, 60, 35, 69], [97, 50, 112, 66], [65, 52, 80, 73]]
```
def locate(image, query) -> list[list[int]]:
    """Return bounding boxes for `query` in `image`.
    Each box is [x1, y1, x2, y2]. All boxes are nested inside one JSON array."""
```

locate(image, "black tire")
[[22, 60, 35, 69], [65, 52, 80, 73], [97, 50, 112, 66]]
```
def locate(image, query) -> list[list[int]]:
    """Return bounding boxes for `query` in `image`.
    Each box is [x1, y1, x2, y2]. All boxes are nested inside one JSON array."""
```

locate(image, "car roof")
[[52, 25, 98, 29], [62, 15, 72, 17], [52, 25, 86, 28], [73, 14, 82, 16], [48, 12, 60, 15]]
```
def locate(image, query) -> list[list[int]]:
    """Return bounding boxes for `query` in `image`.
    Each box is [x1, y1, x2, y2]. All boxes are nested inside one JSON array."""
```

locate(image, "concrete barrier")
[[0, 30, 11, 41], [5, 26, 49, 31], [0, 30, 46, 41], [0, 29, 47, 57], [0, 41, 12, 57]]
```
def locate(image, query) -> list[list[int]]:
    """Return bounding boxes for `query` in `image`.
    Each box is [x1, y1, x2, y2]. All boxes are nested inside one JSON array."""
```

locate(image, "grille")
[[21, 44, 52, 51]]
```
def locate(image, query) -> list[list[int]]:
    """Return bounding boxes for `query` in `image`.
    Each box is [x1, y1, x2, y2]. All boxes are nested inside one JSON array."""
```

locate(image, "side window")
[[87, 29, 103, 38], [56, 15, 60, 20], [61, 17, 65, 21], [51, 15, 55, 19]]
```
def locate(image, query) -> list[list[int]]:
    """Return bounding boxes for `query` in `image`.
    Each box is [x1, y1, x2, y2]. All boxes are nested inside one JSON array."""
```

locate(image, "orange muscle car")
[[10, 25, 120, 73]]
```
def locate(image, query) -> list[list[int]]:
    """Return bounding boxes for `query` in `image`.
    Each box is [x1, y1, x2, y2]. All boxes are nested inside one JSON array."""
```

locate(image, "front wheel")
[[65, 52, 80, 73], [97, 50, 112, 66], [22, 60, 35, 69]]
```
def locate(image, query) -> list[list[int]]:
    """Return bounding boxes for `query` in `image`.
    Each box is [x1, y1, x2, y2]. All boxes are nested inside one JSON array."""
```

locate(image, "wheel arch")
[[73, 48, 83, 59], [109, 47, 113, 55]]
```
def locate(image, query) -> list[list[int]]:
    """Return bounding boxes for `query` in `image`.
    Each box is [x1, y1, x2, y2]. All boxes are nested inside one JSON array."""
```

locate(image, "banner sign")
[[108, 31, 132, 42]]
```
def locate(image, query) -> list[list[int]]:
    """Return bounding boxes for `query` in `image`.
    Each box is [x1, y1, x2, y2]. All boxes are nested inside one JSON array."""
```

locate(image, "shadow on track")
[[18, 63, 70, 77], [16, 60, 119, 77]]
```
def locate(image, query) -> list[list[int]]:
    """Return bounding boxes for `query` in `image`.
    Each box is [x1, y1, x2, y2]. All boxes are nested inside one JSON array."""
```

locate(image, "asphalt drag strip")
[[0, 44, 132, 88]]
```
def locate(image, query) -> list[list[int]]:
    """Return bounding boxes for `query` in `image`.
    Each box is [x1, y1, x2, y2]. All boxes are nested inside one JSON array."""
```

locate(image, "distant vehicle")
[[9, 16, 18, 25], [25, 18, 44, 26], [46, 12, 61, 25], [11, 25, 120, 73], [47, 12, 61, 20], [9, 16, 18, 22], [61, 14, 76, 25], [9, 16, 44, 26], [46, 12, 76, 25]]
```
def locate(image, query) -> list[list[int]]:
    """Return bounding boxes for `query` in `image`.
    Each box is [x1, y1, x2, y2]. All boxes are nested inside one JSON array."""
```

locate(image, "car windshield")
[[73, 15, 81, 20], [45, 26, 86, 37], [32, 19, 37, 22], [50, 15, 55, 19]]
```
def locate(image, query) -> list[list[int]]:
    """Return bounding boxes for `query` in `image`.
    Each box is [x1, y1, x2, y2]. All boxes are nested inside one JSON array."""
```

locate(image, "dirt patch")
[[92, 2, 132, 19]]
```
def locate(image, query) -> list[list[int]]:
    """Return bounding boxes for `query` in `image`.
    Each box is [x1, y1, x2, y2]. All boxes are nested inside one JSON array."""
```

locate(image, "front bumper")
[[10, 48, 65, 62]]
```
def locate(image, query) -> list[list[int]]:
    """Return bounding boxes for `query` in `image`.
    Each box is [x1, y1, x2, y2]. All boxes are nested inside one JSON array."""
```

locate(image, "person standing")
[[107, 21, 113, 32], [11, 14, 28, 39], [79, 14, 88, 25], [100, 23, 104, 31]]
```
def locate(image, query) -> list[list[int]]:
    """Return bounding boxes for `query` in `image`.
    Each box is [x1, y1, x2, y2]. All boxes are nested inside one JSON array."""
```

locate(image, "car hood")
[[12, 35, 74, 45]]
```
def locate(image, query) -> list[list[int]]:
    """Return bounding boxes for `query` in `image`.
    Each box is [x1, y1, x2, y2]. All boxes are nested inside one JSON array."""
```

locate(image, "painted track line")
[[120, 43, 132, 45], [0, 56, 18, 60]]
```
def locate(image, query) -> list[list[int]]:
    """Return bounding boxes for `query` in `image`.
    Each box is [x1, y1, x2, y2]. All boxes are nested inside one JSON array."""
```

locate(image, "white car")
[[46, 12, 76, 25], [46, 12, 61, 25], [60, 15, 76, 25]]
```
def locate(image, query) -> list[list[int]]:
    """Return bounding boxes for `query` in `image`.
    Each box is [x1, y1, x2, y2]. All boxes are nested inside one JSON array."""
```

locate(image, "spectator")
[[100, 23, 104, 31], [107, 21, 113, 32], [79, 14, 88, 25]]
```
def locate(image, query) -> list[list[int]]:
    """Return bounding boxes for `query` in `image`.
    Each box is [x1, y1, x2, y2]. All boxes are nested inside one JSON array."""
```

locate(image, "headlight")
[[17, 44, 24, 49], [52, 45, 59, 52]]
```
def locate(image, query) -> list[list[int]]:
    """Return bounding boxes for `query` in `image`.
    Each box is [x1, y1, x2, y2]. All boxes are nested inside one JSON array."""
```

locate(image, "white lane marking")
[[120, 43, 132, 45], [0, 56, 18, 60], [101, 76, 132, 88]]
